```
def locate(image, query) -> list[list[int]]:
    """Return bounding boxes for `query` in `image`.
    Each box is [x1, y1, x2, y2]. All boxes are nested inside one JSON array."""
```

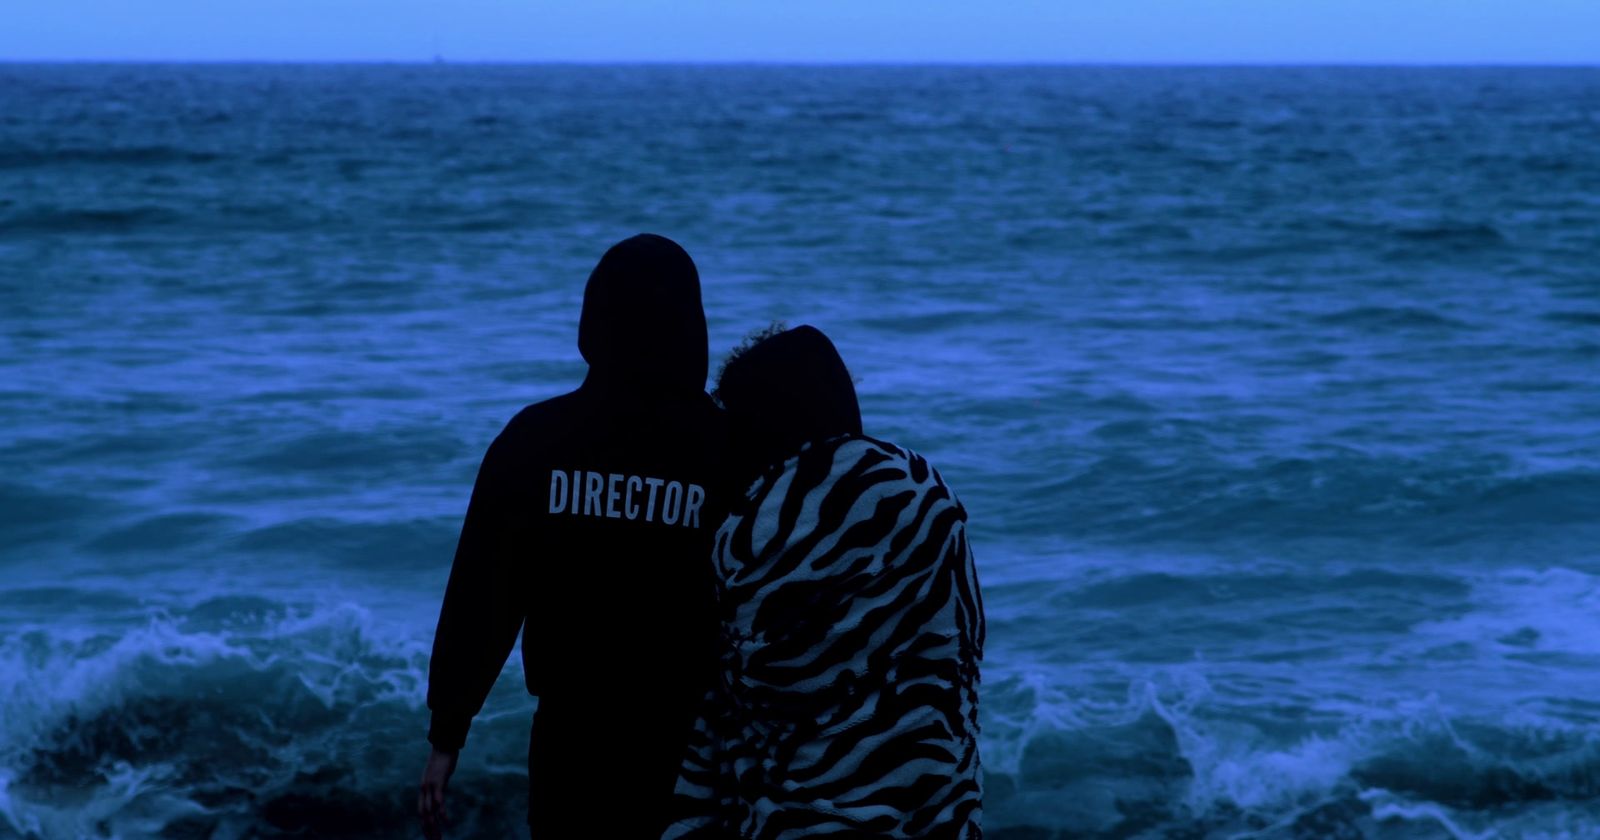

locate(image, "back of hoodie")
[[425, 234, 728, 837]]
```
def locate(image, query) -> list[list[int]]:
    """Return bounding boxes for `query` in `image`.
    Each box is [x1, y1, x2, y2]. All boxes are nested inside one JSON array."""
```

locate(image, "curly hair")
[[711, 321, 788, 406]]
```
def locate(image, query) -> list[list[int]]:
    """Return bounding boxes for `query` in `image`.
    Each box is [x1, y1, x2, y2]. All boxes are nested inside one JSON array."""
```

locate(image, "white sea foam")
[[0, 594, 454, 838]]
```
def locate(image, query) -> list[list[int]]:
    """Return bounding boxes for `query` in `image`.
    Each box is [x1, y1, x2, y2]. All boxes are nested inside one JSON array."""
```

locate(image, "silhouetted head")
[[578, 233, 708, 393], [714, 324, 863, 485]]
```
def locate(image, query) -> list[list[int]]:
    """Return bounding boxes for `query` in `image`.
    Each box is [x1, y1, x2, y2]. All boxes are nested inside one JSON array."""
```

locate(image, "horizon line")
[[3, 57, 1599, 68]]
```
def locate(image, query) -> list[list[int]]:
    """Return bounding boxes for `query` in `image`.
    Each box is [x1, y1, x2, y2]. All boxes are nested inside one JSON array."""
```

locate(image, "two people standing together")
[[417, 234, 985, 839]]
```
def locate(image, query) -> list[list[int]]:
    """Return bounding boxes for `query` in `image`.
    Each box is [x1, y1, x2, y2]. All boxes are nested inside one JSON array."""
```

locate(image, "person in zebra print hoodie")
[[663, 325, 985, 840]]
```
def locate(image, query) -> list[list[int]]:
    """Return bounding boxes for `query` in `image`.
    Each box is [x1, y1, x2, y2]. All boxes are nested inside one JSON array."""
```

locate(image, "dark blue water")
[[2, 64, 1599, 839]]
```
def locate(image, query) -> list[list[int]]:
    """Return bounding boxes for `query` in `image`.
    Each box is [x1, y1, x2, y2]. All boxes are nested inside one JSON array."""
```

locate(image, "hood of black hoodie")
[[577, 233, 709, 394]]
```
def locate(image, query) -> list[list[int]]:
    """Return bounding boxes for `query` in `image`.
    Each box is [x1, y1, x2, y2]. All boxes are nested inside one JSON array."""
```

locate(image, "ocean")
[[1, 64, 1598, 839]]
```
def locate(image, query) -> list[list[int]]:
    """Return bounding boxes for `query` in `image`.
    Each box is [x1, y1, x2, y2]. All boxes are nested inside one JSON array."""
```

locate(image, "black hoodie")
[[425, 234, 728, 835]]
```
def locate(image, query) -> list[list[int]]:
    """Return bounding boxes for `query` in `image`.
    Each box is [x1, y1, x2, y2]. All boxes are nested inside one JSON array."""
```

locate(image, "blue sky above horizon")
[[3, 0, 1598, 64]]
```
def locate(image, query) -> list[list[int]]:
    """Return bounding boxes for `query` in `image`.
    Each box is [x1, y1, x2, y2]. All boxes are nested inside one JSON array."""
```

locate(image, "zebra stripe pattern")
[[664, 434, 985, 840]]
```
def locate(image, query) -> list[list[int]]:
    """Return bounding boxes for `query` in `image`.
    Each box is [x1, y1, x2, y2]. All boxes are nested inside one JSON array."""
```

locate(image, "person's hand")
[[418, 746, 460, 840]]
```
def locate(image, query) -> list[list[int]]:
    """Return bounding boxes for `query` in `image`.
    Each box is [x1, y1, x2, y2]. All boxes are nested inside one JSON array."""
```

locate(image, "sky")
[[2, 0, 1598, 64]]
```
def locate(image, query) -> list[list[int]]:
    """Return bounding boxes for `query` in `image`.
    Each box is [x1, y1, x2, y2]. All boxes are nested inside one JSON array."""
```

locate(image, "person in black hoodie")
[[418, 234, 728, 839]]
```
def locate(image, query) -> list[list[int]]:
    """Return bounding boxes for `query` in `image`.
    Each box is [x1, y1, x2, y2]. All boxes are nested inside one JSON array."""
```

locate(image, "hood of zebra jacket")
[[714, 324, 864, 484], [578, 233, 709, 394]]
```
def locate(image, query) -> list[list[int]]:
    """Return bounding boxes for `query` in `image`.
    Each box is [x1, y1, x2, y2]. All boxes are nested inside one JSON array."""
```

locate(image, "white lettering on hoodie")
[[550, 469, 705, 528]]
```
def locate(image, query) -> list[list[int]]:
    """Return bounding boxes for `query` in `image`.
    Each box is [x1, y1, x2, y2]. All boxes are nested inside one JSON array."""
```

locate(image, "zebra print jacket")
[[663, 434, 985, 840]]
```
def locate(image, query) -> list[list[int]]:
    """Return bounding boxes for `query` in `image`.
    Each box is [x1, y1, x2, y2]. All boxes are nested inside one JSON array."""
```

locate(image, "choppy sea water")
[[2, 64, 1599, 839]]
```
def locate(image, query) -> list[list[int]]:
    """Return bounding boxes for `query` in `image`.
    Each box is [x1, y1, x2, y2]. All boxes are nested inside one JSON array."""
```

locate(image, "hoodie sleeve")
[[425, 430, 527, 752]]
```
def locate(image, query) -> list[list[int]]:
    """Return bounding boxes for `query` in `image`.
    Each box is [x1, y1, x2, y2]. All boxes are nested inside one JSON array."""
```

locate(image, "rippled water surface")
[[2, 64, 1599, 838]]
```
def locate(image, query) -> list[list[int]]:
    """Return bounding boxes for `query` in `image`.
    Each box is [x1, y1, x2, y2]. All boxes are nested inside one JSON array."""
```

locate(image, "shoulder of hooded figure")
[[508, 387, 585, 425], [733, 434, 970, 521], [849, 435, 969, 515], [491, 389, 584, 442], [464, 390, 588, 477]]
